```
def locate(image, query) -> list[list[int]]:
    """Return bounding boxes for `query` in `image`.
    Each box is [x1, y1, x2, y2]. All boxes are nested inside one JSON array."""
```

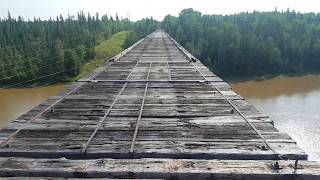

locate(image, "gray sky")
[[1, 0, 320, 21]]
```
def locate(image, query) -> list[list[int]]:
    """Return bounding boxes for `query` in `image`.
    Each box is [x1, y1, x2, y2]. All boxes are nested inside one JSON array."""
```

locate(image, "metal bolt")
[[272, 161, 281, 170], [260, 145, 268, 150]]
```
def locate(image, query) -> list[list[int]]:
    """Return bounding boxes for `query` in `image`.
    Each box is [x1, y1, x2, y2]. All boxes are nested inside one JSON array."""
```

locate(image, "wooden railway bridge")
[[0, 30, 319, 179]]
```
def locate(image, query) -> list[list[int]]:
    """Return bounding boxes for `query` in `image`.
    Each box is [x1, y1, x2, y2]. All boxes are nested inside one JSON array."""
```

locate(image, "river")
[[0, 85, 66, 127], [231, 74, 320, 162]]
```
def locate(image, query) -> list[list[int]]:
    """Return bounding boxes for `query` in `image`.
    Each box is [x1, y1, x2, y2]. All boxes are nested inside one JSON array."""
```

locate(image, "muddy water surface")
[[0, 85, 66, 128], [231, 75, 320, 161]]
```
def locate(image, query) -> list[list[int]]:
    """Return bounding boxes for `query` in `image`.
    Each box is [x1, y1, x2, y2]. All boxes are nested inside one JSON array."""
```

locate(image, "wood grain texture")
[[0, 158, 319, 179]]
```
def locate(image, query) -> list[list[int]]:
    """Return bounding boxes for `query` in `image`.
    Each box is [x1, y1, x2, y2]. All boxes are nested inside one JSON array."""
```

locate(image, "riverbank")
[[225, 71, 320, 83]]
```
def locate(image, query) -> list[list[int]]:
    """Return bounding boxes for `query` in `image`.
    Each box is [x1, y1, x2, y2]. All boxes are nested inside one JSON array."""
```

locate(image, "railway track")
[[0, 30, 319, 179]]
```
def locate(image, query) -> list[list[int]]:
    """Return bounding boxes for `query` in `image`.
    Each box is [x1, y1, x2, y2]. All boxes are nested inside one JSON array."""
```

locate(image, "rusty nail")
[[294, 159, 299, 169]]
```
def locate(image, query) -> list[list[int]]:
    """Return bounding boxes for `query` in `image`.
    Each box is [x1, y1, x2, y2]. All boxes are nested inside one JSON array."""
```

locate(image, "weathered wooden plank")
[[0, 158, 319, 179]]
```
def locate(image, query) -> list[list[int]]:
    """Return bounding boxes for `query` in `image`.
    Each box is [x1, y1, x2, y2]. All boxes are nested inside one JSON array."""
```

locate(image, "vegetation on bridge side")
[[72, 31, 130, 80]]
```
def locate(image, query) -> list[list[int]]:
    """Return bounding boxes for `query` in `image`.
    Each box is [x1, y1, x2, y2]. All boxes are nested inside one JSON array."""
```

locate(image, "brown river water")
[[0, 85, 66, 127], [231, 75, 320, 162], [0, 75, 319, 161]]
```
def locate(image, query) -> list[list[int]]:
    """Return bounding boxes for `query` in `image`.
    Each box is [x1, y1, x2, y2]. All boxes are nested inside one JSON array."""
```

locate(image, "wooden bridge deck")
[[0, 30, 319, 179]]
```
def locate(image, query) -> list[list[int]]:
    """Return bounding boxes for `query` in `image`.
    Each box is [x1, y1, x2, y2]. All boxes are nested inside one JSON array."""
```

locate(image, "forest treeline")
[[0, 12, 158, 85], [162, 9, 320, 77], [2, 8, 320, 86]]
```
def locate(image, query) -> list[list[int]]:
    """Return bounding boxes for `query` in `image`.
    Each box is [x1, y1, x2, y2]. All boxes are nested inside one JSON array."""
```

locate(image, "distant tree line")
[[3, 8, 320, 85], [0, 12, 158, 85], [162, 9, 320, 77]]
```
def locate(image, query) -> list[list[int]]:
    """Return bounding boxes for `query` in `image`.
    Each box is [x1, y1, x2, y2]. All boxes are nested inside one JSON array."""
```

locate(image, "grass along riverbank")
[[71, 31, 130, 81]]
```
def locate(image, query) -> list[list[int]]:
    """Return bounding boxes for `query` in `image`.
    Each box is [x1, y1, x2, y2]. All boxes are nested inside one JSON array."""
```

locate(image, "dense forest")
[[0, 12, 158, 86], [162, 9, 320, 77], [2, 8, 320, 87]]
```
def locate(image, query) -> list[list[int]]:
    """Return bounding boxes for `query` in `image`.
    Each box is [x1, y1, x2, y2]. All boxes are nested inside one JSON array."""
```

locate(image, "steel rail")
[[81, 61, 140, 153], [82, 37, 151, 153], [130, 62, 152, 153]]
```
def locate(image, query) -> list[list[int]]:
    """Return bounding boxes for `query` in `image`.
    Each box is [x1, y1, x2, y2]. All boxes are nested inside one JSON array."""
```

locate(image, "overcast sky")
[[1, 0, 320, 21]]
